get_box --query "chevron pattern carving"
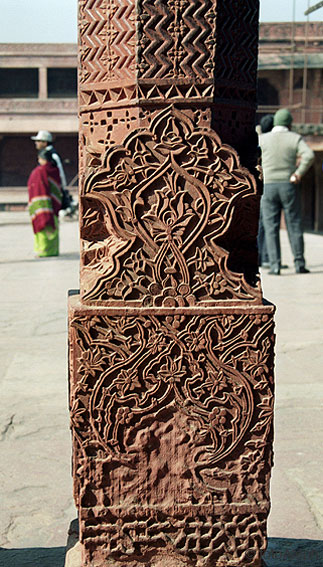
[71,2,275,566]
[137,0,215,79]
[79,0,136,85]
[79,0,109,84]
[214,0,259,97]
[110,0,136,78]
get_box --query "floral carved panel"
[69,301,275,566]
[80,107,262,306]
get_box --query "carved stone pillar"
[68,1,275,566]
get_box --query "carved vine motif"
[80,107,261,305]
[70,311,274,507]
[74,2,273,565]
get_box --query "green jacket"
[259,127,314,184]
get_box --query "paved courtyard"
[0,210,322,566]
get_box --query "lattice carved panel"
[81,508,268,565]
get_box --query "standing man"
[259,109,314,275]
[257,114,273,268]
[31,131,67,189]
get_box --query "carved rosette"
[70,1,275,566]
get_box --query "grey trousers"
[261,182,305,270]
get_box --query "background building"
[258,22,323,232]
[0,43,78,187]
[0,22,322,229]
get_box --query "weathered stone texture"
[69,1,275,566]
[69,302,274,565]
[78,0,261,183]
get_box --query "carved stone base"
[64,520,269,567]
[64,518,81,567]
[69,296,274,567]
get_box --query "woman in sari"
[27,149,62,257]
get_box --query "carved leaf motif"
[80,107,261,305]
[70,312,274,480]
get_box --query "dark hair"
[260,114,274,133]
[38,149,56,166]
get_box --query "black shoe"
[280,264,289,269]
[295,266,310,274]
[268,268,280,275]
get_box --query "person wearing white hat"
[31,130,78,217]
[31,130,67,190]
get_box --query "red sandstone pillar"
[68,1,275,566]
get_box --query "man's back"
[260,128,313,184]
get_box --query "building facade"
[0,43,78,187]
[0,23,322,228]
[258,22,323,232]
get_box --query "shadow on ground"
[1,538,323,567]
[0,546,65,567]
[264,537,323,566]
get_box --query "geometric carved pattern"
[137,81,214,102]
[79,0,136,85]
[110,0,136,79]
[69,303,274,565]
[80,107,139,152]
[79,86,137,111]
[80,509,268,565]
[214,0,259,95]
[137,0,215,79]
[79,0,109,85]
[80,107,261,305]
[78,0,260,162]
[79,82,215,112]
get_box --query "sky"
[0,0,321,43]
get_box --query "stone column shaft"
[68,2,275,566]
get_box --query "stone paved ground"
[0,212,78,567]
[0,211,322,567]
